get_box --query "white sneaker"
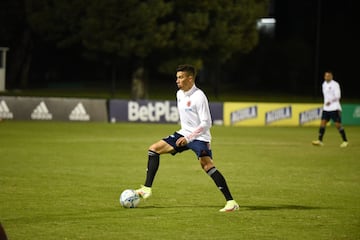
[219,200,239,212]
[312,140,324,146]
[340,141,348,148]
[135,185,152,199]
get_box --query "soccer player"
[312,70,348,147]
[136,64,239,212]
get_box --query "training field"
[0,122,359,240]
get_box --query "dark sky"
[274,0,358,95]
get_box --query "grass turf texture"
[0,122,359,240]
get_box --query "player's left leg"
[199,156,239,212]
[190,140,239,212]
[334,111,348,147]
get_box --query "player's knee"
[199,157,214,171]
[149,140,173,154]
[148,149,159,156]
[149,141,161,152]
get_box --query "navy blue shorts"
[163,132,213,159]
[321,110,342,123]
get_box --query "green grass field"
[0,122,359,240]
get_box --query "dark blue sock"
[207,167,233,201]
[144,150,160,187]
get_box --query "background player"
[312,70,348,147]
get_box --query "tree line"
[1,0,269,98]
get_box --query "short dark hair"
[176,64,196,78]
[325,70,333,74]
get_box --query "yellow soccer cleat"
[312,140,324,146]
[135,185,152,199]
[219,200,240,212]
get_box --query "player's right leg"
[312,139,324,146]
[136,185,152,199]
[312,119,328,146]
[136,139,176,199]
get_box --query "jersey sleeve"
[334,82,341,101]
[184,92,212,143]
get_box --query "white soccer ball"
[119,189,140,208]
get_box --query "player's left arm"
[184,95,212,143]
[329,82,341,104]
[334,82,341,101]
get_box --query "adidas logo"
[0,100,14,119]
[31,101,53,120]
[69,102,90,121]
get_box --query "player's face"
[176,71,193,91]
[324,72,332,82]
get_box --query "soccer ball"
[119,189,140,208]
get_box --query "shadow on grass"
[140,204,327,211]
[242,204,326,211]
[4,204,328,224]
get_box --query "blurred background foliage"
[0,0,357,101]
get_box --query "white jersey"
[322,79,342,111]
[176,85,212,143]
